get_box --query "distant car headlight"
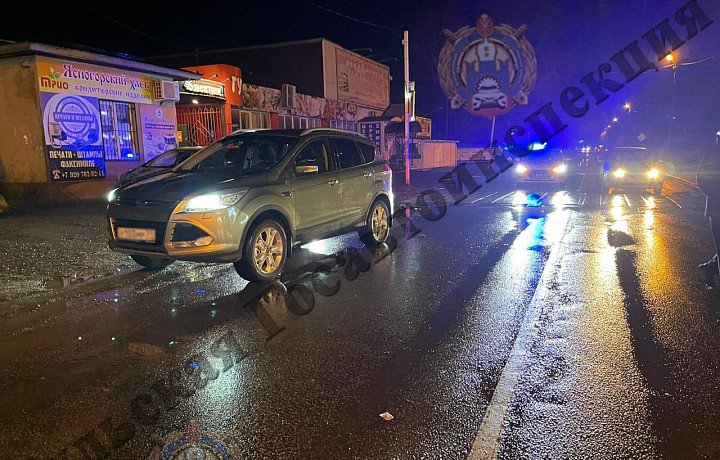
[552,164,567,174]
[516,164,528,174]
[613,169,626,178]
[107,188,119,202]
[185,189,248,212]
[647,169,660,179]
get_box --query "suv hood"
[117,170,267,202]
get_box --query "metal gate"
[176,105,225,147]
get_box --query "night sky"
[3,0,719,148]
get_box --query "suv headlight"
[613,169,625,178]
[647,169,660,179]
[185,189,248,212]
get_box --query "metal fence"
[177,105,225,147]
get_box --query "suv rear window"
[357,143,376,164]
[331,138,363,169]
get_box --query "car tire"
[234,219,288,282]
[359,199,390,246]
[130,254,174,270]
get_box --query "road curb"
[44,268,131,290]
[667,174,699,190]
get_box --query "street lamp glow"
[716,130,720,136]
[624,102,631,110]
[665,54,674,62]
[612,117,619,123]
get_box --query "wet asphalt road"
[1,165,720,459]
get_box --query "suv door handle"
[328,179,339,186]
[363,172,373,178]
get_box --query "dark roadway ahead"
[1,166,719,459]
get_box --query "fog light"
[173,236,213,248]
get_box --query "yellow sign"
[37,57,154,104]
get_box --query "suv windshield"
[145,149,195,168]
[181,134,299,174]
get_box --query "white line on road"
[623,194,631,207]
[471,191,500,204]
[666,196,683,209]
[467,212,570,460]
[578,192,587,207]
[491,191,516,204]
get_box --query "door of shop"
[176,105,225,147]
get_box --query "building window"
[279,115,321,129]
[329,120,358,132]
[234,109,271,131]
[99,100,140,160]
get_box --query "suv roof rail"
[230,128,271,134]
[300,128,368,139]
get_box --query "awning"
[384,120,422,135]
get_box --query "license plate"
[117,227,156,242]
[530,171,549,178]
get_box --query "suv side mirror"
[295,165,319,175]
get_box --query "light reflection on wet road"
[1,171,719,459]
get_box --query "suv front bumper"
[107,200,247,263]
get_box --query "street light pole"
[403,30,410,186]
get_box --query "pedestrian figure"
[697,147,720,288]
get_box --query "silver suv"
[106,129,393,281]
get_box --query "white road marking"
[666,196,683,209]
[491,192,516,204]
[471,191,500,204]
[467,212,570,460]
[623,194,632,207]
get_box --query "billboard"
[139,105,178,161]
[41,92,106,181]
[335,49,389,110]
[37,57,154,104]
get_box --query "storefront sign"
[139,105,178,161]
[181,79,226,99]
[37,57,154,104]
[335,49,389,110]
[41,92,106,181]
[182,64,242,106]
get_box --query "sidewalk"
[0,169,454,303]
[0,200,133,303]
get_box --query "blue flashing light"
[526,193,543,207]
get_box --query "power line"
[680,51,720,66]
[86,6,194,51]
[305,1,401,33]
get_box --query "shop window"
[99,100,140,160]
[236,109,271,130]
[329,120,358,132]
[279,115,321,129]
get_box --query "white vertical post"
[403,30,410,186]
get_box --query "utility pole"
[403,30,410,186]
